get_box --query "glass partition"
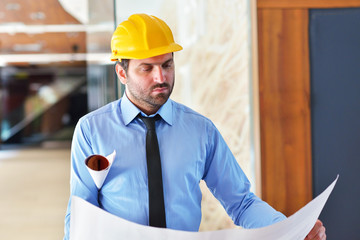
[86,0,118,111]
[0,0,116,147]
[0,0,89,147]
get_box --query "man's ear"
[115,63,127,85]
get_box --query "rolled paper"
[86,155,109,171]
[85,150,116,189]
[106,150,116,165]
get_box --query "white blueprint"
[70,175,338,240]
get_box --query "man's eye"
[141,67,152,72]
[163,63,173,69]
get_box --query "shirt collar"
[121,93,173,126]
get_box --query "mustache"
[151,83,170,90]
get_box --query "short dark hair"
[116,59,130,73]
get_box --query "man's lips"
[152,84,169,93]
[153,87,168,92]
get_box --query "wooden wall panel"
[257,8,312,216]
[258,0,360,8]
[0,33,86,54]
[0,0,80,24]
[0,0,86,56]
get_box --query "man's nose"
[153,66,165,82]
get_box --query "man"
[64,13,326,239]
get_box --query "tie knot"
[139,115,159,130]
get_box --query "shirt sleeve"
[63,117,100,240]
[202,123,286,229]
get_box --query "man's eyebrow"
[162,58,174,65]
[138,58,174,67]
[138,62,153,67]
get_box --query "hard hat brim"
[111,43,183,61]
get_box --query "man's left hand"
[305,219,326,240]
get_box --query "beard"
[149,83,173,102]
[125,75,175,112]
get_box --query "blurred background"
[0,0,255,239]
[0,0,359,239]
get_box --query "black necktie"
[140,115,166,228]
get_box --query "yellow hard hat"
[110,13,183,61]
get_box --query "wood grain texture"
[258,0,360,8]
[0,0,86,55]
[257,8,312,216]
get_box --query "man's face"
[116,53,175,115]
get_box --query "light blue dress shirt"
[64,94,286,239]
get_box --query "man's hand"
[305,220,326,240]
